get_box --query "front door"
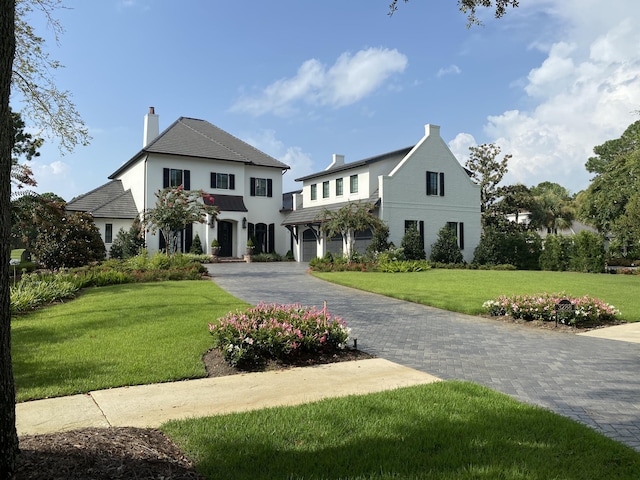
[218,221,233,257]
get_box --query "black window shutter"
[230,174,235,190]
[419,220,425,249]
[163,168,170,188]
[211,172,217,189]
[439,172,445,197]
[425,172,429,195]
[268,223,275,253]
[184,224,193,253]
[248,223,255,242]
[184,170,191,190]
[250,177,256,196]
[267,179,273,197]
[459,222,464,250]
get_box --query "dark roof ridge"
[67,179,122,204]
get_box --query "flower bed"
[208,303,351,367]
[483,292,620,326]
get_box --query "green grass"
[12,280,248,402]
[163,381,640,480]
[313,269,640,322]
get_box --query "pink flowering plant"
[208,302,351,367]
[483,292,620,326]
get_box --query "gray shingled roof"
[282,190,380,226]
[109,117,289,179]
[66,180,138,219]
[295,147,413,182]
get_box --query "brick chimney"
[143,107,159,147]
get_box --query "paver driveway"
[206,262,640,451]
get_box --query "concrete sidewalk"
[16,358,440,436]
[577,321,640,343]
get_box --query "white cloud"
[32,160,73,196]
[478,2,640,193]
[231,47,408,117]
[448,132,476,166]
[437,64,461,78]
[244,130,315,192]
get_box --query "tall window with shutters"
[163,168,190,189]
[250,177,273,197]
[210,172,235,190]
[426,171,445,196]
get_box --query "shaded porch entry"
[218,220,233,257]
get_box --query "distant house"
[67,108,290,257]
[282,124,482,262]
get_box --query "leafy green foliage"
[317,202,384,261]
[10,273,78,314]
[570,231,606,273]
[375,259,430,272]
[430,225,464,264]
[579,121,640,256]
[366,222,392,256]
[539,235,573,271]
[209,303,351,368]
[401,226,425,260]
[465,143,511,225]
[140,186,219,255]
[473,220,541,270]
[528,182,575,234]
[32,211,106,269]
[108,218,145,259]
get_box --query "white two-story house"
[282,124,481,262]
[67,108,291,257]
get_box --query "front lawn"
[163,381,640,480]
[312,269,640,322]
[12,280,248,402]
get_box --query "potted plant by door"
[211,239,221,256]
[245,237,255,256]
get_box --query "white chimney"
[424,124,440,138]
[325,154,345,170]
[143,106,159,147]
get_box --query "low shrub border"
[208,302,351,367]
[483,292,620,326]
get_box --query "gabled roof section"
[66,180,138,219]
[109,117,289,179]
[295,147,413,182]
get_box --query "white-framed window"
[211,172,235,190]
[310,184,317,200]
[250,177,272,197]
[336,178,343,196]
[105,223,113,244]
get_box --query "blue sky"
[13,0,640,201]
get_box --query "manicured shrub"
[190,233,204,255]
[366,223,392,256]
[430,225,464,264]
[473,224,541,270]
[375,260,431,273]
[401,227,426,261]
[10,274,79,314]
[209,303,351,368]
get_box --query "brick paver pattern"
[206,263,640,451]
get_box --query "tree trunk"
[0,1,17,477]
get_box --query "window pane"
[255,178,267,196]
[336,178,343,196]
[170,169,183,187]
[311,184,317,200]
[216,173,229,189]
[323,181,330,198]
[426,171,438,195]
[350,175,358,193]
[105,224,113,243]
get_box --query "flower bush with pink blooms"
[483,292,620,326]
[208,303,351,367]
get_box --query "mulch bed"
[14,347,373,479]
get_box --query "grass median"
[312,269,640,322]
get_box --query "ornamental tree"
[140,186,218,255]
[317,201,385,261]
